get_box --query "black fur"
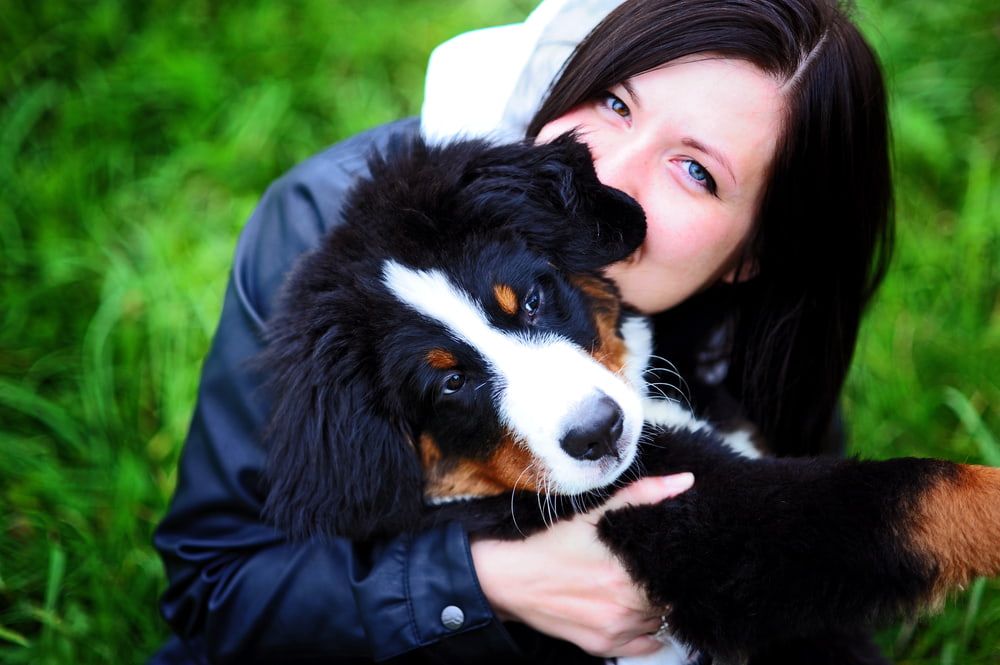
[598,434,945,662]
[260,134,974,664]
[428,429,940,662]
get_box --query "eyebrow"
[620,80,639,105]
[682,138,737,187]
[621,80,739,188]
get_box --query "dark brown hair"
[528,0,894,456]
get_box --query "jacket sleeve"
[152,118,527,664]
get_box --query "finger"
[639,615,663,634]
[611,634,667,658]
[604,473,694,511]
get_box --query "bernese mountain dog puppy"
[259,134,1000,664]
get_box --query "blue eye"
[682,159,717,195]
[685,160,708,182]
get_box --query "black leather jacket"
[149,118,606,664]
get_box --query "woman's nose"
[591,139,641,199]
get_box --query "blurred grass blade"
[0,379,84,454]
[44,543,66,618]
[0,626,31,647]
[959,577,987,651]
[943,387,1000,466]
[37,542,67,652]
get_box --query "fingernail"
[659,472,694,495]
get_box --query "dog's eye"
[523,291,541,317]
[442,373,467,395]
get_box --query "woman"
[151,0,893,663]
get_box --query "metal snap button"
[440,605,465,631]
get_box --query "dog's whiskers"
[638,425,669,449]
[569,492,590,517]
[540,478,556,529]
[510,463,538,538]
[643,356,691,403]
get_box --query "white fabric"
[420,0,625,144]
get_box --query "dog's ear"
[536,133,647,272]
[463,133,647,272]
[259,310,425,542]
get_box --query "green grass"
[1,0,997,663]
[843,2,1000,661]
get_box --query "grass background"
[0,0,996,663]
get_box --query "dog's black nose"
[560,394,624,461]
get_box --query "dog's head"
[261,134,649,540]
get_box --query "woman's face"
[536,56,785,314]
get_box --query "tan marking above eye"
[493,283,519,315]
[426,348,457,369]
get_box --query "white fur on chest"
[622,313,760,460]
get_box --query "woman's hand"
[470,473,694,658]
